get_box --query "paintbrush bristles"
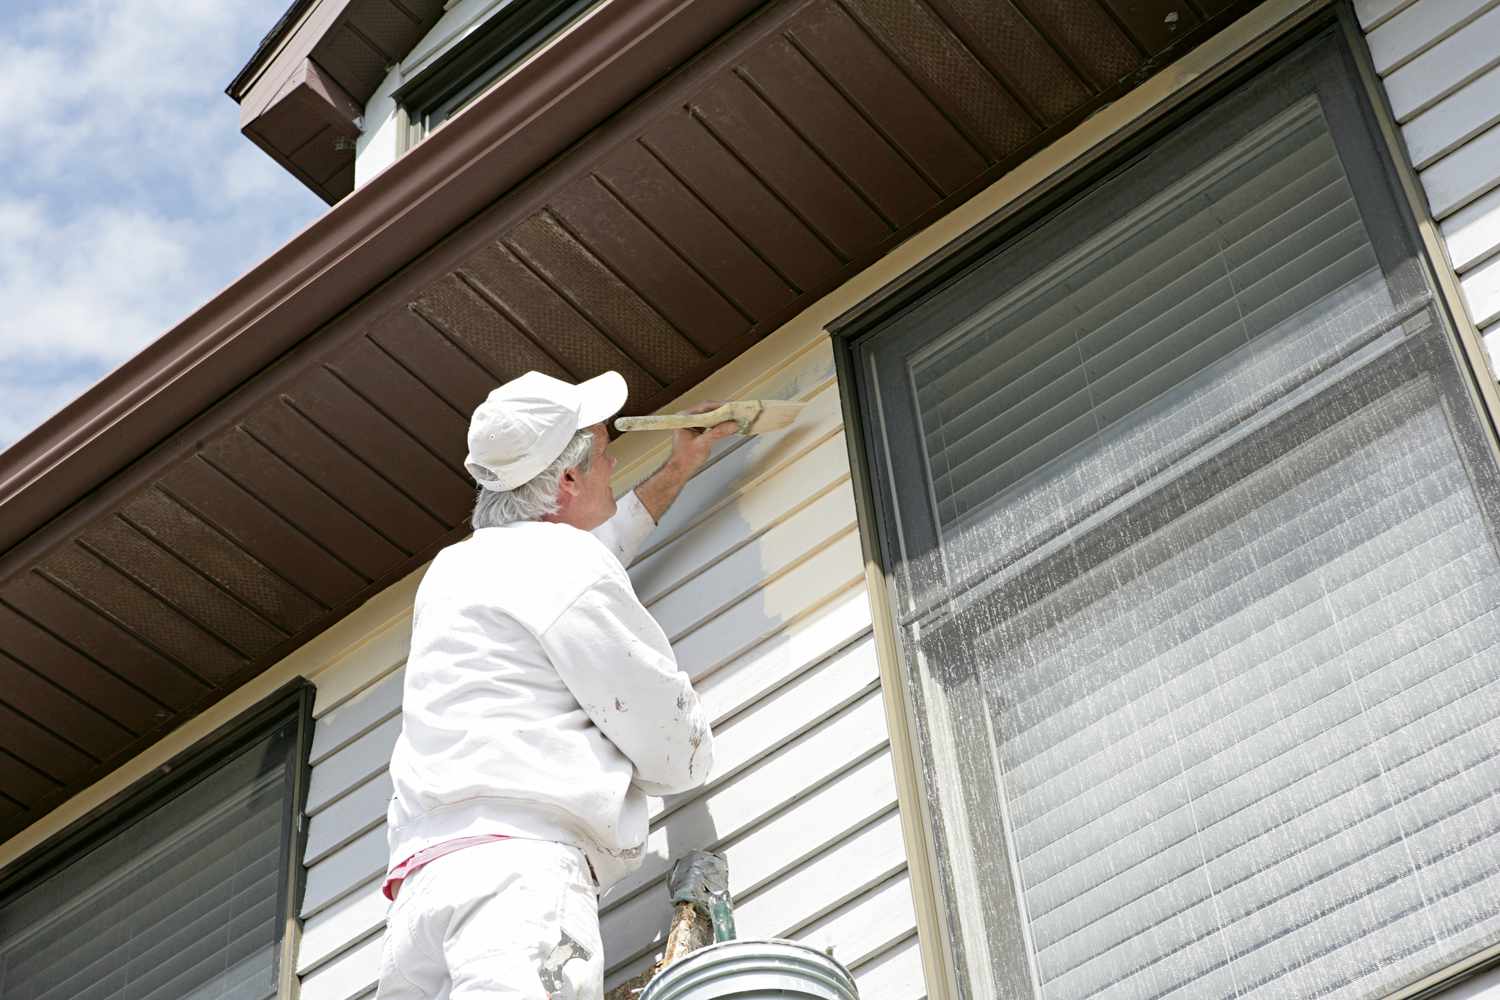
[745,400,803,433]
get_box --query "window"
[396,0,596,142]
[850,26,1500,1000]
[0,687,311,1000]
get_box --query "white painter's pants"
[375,838,605,1000]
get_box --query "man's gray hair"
[471,428,595,529]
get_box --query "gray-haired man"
[376,370,737,1000]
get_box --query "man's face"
[562,424,618,531]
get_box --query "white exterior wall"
[354,0,603,187]
[354,0,513,186]
[1357,0,1500,367]
[290,333,923,1000]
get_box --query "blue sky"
[0,0,325,450]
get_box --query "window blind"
[913,100,1388,544]
[860,31,1500,1000]
[0,722,295,1000]
[987,373,1500,999]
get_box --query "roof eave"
[226,0,324,103]
[0,0,770,563]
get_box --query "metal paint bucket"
[640,939,859,1000]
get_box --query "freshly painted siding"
[1357,0,1500,362]
[289,335,922,1000]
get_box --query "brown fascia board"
[0,0,771,562]
[226,0,320,100]
[229,0,349,114]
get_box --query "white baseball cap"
[464,370,628,491]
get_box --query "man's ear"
[557,466,582,498]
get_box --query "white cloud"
[0,376,98,448]
[0,203,196,360]
[0,0,323,450]
[0,200,44,245]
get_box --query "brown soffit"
[226,0,320,101]
[241,57,366,204]
[0,0,1260,845]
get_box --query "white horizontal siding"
[1367,0,1500,375]
[1401,62,1500,169]
[290,338,919,1000]
[1443,186,1500,271]
[302,935,384,1000]
[851,933,928,1000]
[309,668,405,766]
[301,814,386,923]
[1383,3,1500,121]
[1421,119,1500,218]
[1353,0,1420,31]
[1366,0,1496,74]
[304,715,398,817]
[793,870,919,969]
[602,348,919,991]
[1466,254,1500,328]
[305,771,390,867]
[295,638,404,999]
[299,876,386,975]
[1484,318,1500,372]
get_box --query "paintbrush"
[614,400,805,436]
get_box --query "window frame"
[831,4,1500,999]
[0,681,315,1000]
[394,0,598,147]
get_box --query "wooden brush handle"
[615,402,754,433]
[614,413,723,432]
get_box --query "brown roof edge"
[225,0,319,100]
[0,0,771,558]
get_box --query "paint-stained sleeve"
[540,568,713,795]
[589,490,656,568]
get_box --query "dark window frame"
[833,8,1500,1000]
[394,0,597,141]
[0,681,315,1000]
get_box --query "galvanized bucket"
[640,939,858,1000]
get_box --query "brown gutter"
[0,0,768,558]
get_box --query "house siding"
[1357,0,1500,366]
[289,333,922,1000]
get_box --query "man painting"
[375,370,738,1000]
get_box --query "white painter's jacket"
[386,492,715,890]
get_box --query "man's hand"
[668,401,740,478]
[634,402,739,522]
